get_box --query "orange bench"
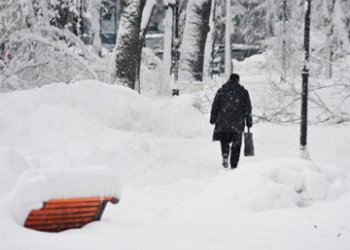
[24,196,119,232]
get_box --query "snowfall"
[1,57,350,250]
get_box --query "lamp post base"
[299,145,310,160]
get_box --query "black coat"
[210,80,252,141]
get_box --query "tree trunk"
[327,0,336,79]
[224,0,232,79]
[136,1,157,93]
[281,0,288,82]
[177,0,189,49]
[179,0,212,82]
[160,8,173,95]
[86,0,102,56]
[204,0,217,79]
[111,0,146,90]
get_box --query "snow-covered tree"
[317,0,350,78]
[85,0,102,55]
[228,0,280,44]
[111,0,146,91]
[224,0,232,78]
[0,0,104,92]
[261,0,350,123]
[179,0,211,81]
[203,0,217,79]
[281,0,288,81]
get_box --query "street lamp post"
[300,0,311,156]
[170,0,180,96]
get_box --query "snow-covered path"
[104,124,350,250]
[0,81,350,249]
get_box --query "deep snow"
[0,80,349,249]
[6,166,121,226]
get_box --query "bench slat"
[28,222,91,231]
[26,211,97,221]
[44,201,101,209]
[29,207,99,215]
[25,216,96,226]
[47,197,115,204]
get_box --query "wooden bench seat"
[24,196,118,232]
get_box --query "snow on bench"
[7,167,121,232]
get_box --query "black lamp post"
[300,0,311,154]
[170,0,180,96]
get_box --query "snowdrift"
[0,80,208,138]
[187,158,350,213]
[0,148,30,197]
[0,80,209,231]
[5,167,121,225]
[0,80,210,196]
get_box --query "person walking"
[210,73,253,169]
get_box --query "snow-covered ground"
[0,78,349,249]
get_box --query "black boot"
[222,154,229,168]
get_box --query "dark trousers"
[220,132,242,168]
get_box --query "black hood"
[222,79,244,91]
